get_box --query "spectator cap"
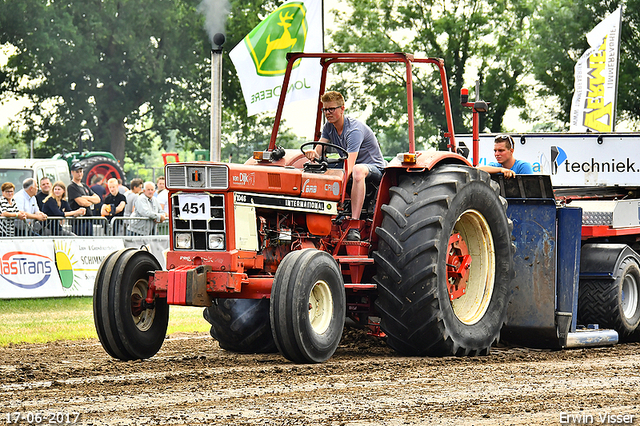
[70,162,83,171]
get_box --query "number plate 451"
[178,194,210,220]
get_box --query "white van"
[0,159,71,190]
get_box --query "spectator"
[0,182,27,237]
[117,179,128,195]
[124,178,143,217]
[36,177,52,210]
[14,178,48,235]
[156,176,169,215]
[42,181,85,236]
[101,178,127,235]
[67,162,101,236]
[128,181,166,236]
[90,174,107,214]
[155,176,166,197]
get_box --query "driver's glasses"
[322,106,341,114]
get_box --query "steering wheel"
[300,141,349,172]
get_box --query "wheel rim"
[621,272,639,319]
[450,209,495,325]
[130,279,156,332]
[308,280,334,335]
[86,164,120,185]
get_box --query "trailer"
[92,52,638,363]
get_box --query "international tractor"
[93,52,638,363]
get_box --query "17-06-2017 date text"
[4,412,80,424]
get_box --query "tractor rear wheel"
[578,257,640,340]
[374,165,514,356]
[270,249,346,363]
[79,155,125,186]
[93,248,168,360]
[203,299,277,353]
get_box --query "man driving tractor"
[304,91,386,241]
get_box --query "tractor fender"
[371,151,470,243]
[580,243,640,280]
[385,150,470,169]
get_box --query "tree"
[0,125,28,158]
[529,0,640,129]
[327,0,534,154]
[0,0,209,163]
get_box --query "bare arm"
[478,165,516,178]
[74,194,101,207]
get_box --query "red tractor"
[93,52,515,363]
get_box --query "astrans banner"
[229,0,323,116]
[569,7,622,132]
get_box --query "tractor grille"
[166,163,229,190]
[171,193,225,251]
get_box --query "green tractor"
[53,128,126,186]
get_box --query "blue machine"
[494,175,619,348]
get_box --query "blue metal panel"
[556,207,583,332]
[502,202,558,346]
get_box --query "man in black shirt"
[67,162,101,235]
[35,177,52,210]
[101,178,127,235]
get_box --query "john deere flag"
[230,0,322,116]
[569,7,622,132]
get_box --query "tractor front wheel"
[270,249,346,363]
[93,248,168,360]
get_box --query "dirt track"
[1,328,639,426]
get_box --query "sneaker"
[346,228,361,241]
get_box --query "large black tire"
[578,257,640,340]
[270,249,346,363]
[93,248,168,360]
[373,165,514,356]
[78,155,125,186]
[203,299,277,353]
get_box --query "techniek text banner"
[230,0,323,117]
[569,7,622,132]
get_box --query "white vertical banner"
[230,0,323,116]
[569,7,622,132]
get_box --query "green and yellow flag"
[230,0,323,116]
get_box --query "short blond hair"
[321,91,344,106]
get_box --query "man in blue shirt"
[304,91,386,241]
[479,134,533,178]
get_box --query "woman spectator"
[41,181,85,236]
[0,182,27,237]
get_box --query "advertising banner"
[230,0,323,116]
[0,240,62,298]
[460,133,640,187]
[0,239,124,299]
[569,7,622,132]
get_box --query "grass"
[0,297,211,346]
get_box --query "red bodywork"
[150,53,472,333]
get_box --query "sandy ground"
[1,328,639,426]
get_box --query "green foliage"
[0,0,210,163]
[0,125,28,158]
[328,0,535,153]
[530,1,640,129]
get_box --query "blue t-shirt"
[489,159,533,174]
[321,116,386,169]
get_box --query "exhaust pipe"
[211,33,225,162]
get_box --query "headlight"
[208,234,225,250]
[175,233,192,249]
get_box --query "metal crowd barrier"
[0,216,163,237]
